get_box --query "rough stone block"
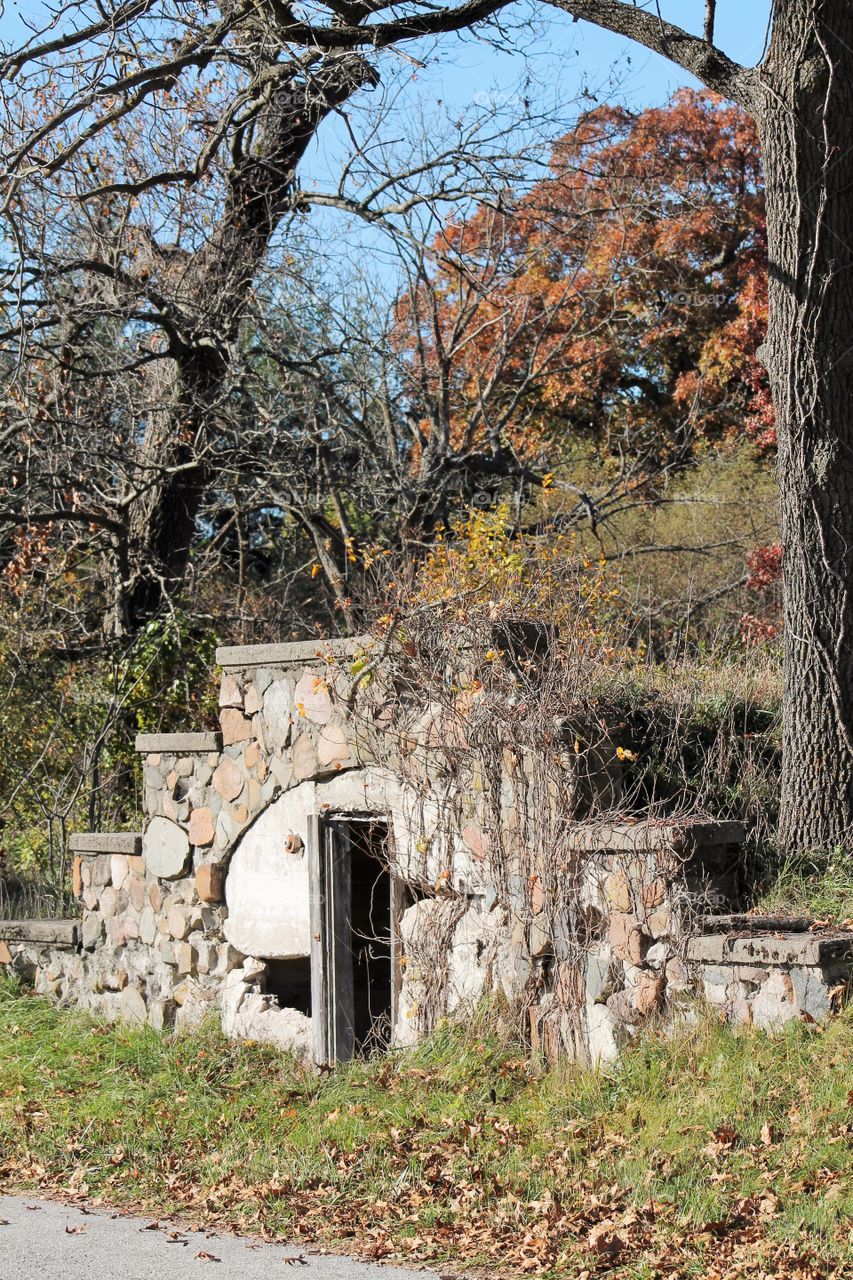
[167,905,191,941]
[139,906,157,946]
[72,856,83,900]
[0,941,12,965]
[98,890,117,921]
[586,1003,625,1065]
[270,756,293,790]
[195,863,225,903]
[220,708,252,746]
[175,941,197,976]
[219,673,243,708]
[194,940,219,974]
[119,986,147,1026]
[90,856,112,887]
[603,870,631,912]
[110,854,129,890]
[751,969,798,1030]
[244,684,263,717]
[262,681,293,752]
[143,816,190,879]
[82,914,103,950]
[107,917,126,947]
[188,806,215,847]
[317,721,350,768]
[148,999,176,1031]
[634,969,666,1016]
[608,913,649,965]
[585,945,615,1004]
[127,875,146,912]
[213,756,243,802]
[290,734,317,782]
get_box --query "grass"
[755,848,853,924]
[1,979,851,1277]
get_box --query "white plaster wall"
[224,783,317,957]
[223,764,494,959]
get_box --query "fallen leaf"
[195,1251,221,1262]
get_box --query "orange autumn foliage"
[395,90,771,472]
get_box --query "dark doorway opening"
[265,957,312,1016]
[309,814,398,1064]
[349,821,393,1052]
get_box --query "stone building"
[2,632,851,1063]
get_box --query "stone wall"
[3,633,852,1064]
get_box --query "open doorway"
[309,813,399,1065]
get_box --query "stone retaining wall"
[3,633,852,1064]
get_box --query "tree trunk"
[123,55,376,632]
[760,1,853,851]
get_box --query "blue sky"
[1,1,773,286]
[417,2,771,114]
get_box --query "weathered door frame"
[308,811,402,1067]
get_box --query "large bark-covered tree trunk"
[760,2,853,852]
[549,0,853,853]
[123,55,376,632]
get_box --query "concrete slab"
[69,833,142,856]
[135,733,222,754]
[216,637,371,670]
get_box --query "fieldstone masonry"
[2,633,852,1063]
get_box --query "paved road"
[0,1195,444,1280]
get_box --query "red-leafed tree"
[396,90,770,483]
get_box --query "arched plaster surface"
[224,767,406,958]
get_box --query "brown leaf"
[195,1251,221,1262]
[587,1222,626,1256]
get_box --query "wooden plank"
[389,875,407,1043]
[307,813,329,1067]
[327,821,355,1064]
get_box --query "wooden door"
[308,814,355,1065]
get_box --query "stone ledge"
[69,832,142,856]
[135,732,222,754]
[216,636,372,671]
[687,929,853,968]
[0,918,79,948]
[701,913,813,934]
[567,819,746,853]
